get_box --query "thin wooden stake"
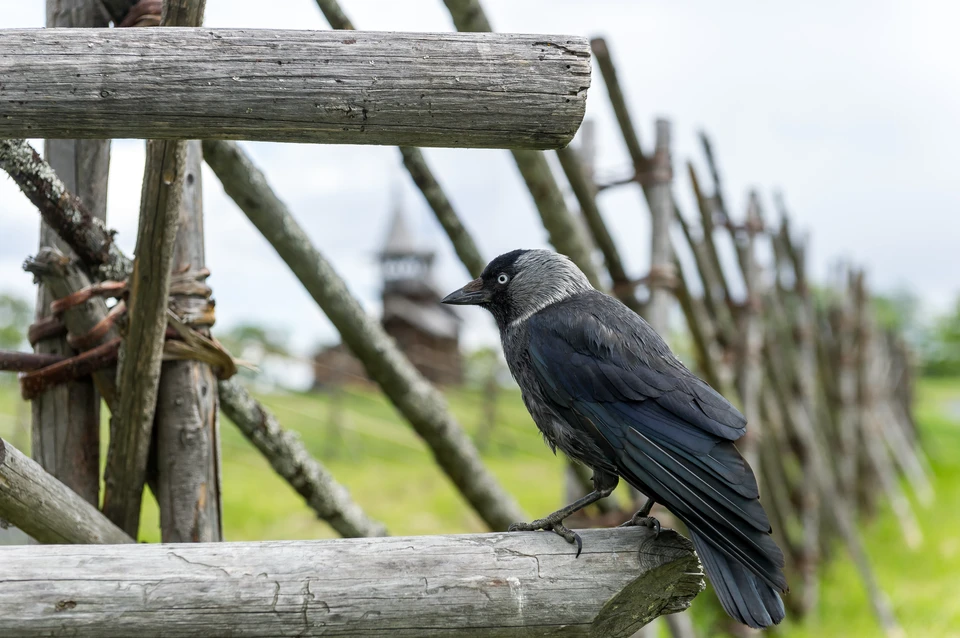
[101,136,186,537]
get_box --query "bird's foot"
[508,517,583,558]
[619,513,661,538]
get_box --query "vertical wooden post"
[771,217,821,614]
[733,194,764,472]
[645,120,676,335]
[102,0,207,537]
[154,139,222,542]
[32,0,111,509]
[831,268,860,507]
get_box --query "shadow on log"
[0,527,702,638]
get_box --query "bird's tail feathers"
[691,531,785,629]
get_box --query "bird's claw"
[619,514,661,538]
[507,518,583,558]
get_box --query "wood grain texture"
[30,0,112,511]
[202,139,526,532]
[102,139,186,537]
[0,438,133,545]
[155,139,222,543]
[645,120,675,336]
[0,28,590,150]
[145,1,222,545]
[0,527,703,637]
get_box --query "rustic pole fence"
[2,137,385,541]
[0,9,932,635]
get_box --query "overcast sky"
[2,1,957,355]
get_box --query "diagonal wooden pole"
[202,140,526,531]
[441,0,603,290]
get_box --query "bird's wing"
[527,298,746,441]
[526,302,786,591]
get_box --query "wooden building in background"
[313,205,463,388]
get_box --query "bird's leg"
[508,472,618,558]
[620,497,660,537]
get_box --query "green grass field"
[0,377,957,636]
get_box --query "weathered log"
[645,120,676,335]
[155,140,222,543]
[0,438,133,545]
[686,161,735,344]
[0,139,128,280]
[218,378,387,538]
[0,527,703,638]
[202,140,525,531]
[732,194,764,472]
[102,135,186,538]
[0,28,590,150]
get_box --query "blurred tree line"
[1,288,959,380]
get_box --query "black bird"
[442,249,787,629]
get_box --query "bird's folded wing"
[526,309,786,591]
[526,307,747,441]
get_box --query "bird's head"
[442,249,592,330]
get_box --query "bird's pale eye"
[497,273,510,285]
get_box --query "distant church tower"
[377,204,464,385]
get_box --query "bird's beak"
[441,278,490,305]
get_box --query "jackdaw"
[442,248,787,629]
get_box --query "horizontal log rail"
[0,526,702,637]
[0,28,590,149]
